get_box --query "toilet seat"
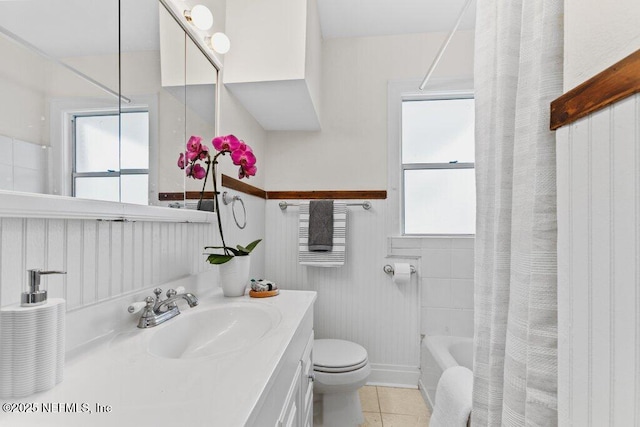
[314,339,369,373]
[313,339,371,426]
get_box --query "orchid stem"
[211,155,230,256]
[199,158,211,205]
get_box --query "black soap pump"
[21,269,67,306]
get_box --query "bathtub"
[419,336,473,410]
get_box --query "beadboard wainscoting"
[0,194,266,313]
[265,199,421,386]
[265,199,476,386]
[0,219,214,309]
[556,92,640,426]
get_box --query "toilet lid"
[314,339,368,372]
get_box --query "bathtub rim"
[420,335,474,410]
[424,335,474,371]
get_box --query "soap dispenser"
[21,269,66,306]
[0,269,67,398]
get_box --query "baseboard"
[418,379,434,411]
[367,364,420,388]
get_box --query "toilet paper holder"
[383,264,416,275]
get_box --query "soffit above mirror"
[223,0,322,131]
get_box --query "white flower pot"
[218,255,251,297]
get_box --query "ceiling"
[0,0,475,59]
[316,0,476,39]
[0,0,159,58]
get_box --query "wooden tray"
[249,289,279,298]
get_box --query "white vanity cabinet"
[300,332,314,427]
[0,284,318,427]
[278,362,302,427]
[246,303,315,427]
[277,331,314,427]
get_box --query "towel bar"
[279,201,372,210]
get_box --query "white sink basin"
[147,303,281,359]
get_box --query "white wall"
[222,0,322,131]
[218,84,267,189]
[223,0,307,84]
[557,93,640,427]
[564,0,640,90]
[0,35,52,146]
[0,135,48,194]
[304,0,322,121]
[265,201,474,385]
[264,31,474,191]
[265,200,421,385]
[217,85,267,277]
[260,31,475,385]
[0,196,265,319]
[0,219,214,310]
[558,3,640,424]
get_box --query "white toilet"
[313,339,371,427]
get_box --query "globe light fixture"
[206,32,231,54]
[184,5,213,31]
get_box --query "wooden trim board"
[221,174,267,199]
[160,177,386,201]
[266,190,387,200]
[551,49,640,130]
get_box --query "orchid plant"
[178,134,261,264]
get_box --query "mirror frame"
[0,0,222,223]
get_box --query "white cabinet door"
[277,362,302,427]
[300,331,314,427]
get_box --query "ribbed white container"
[0,298,65,398]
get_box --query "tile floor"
[358,386,431,427]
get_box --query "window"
[402,97,475,235]
[73,111,149,205]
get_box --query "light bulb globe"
[209,32,230,54]
[190,5,213,31]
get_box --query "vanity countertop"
[0,287,316,427]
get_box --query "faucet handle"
[152,288,164,310]
[127,301,145,314]
[128,296,155,314]
[165,289,176,309]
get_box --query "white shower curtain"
[472,0,563,426]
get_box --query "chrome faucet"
[156,292,199,312]
[128,287,198,329]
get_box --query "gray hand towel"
[308,200,334,251]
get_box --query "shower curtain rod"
[0,26,131,104]
[419,0,474,91]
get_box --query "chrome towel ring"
[222,191,247,229]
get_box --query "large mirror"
[0,0,218,207]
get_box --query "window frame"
[387,78,475,238]
[401,96,475,236]
[71,109,150,203]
